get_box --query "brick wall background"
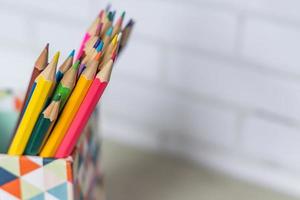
[1,0,300,196]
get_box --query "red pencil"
[55,56,116,158]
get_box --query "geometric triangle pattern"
[47,183,68,200]
[21,179,43,199]
[29,193,45,200]
[72,110,104,200]
[43,158,55,166]
[0,111,104,199]
[0,156,20,176]
[0,179,21,198]
[0,188,19,200]
[0,167,18,186]
[19,156,41,176]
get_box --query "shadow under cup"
[0,111,17,153]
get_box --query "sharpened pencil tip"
[121,11,126,20]
[52,52,60,65]
[105,3,111,12]
[99,9,104,18]
[128,19,135,26]
[112,10,116,20]
[108,11,114,21]
[106,26,113,36]
[117,32,123,42]
[96,41,104,52]
[45,43,49,50]
[53,94,62,101]
[69,50,75,58]
[96,23,103,35]
[111,34,118,45]
[95,52,102,61]
[93,39,101,49]
[72,60,80,70]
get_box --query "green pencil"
[24,95,61,155]
[52,60,80,111]
[56,50,75,83]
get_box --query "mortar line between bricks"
[253,110,300,130]
[114,70,248,113]
[163,0,300,26]
[0,2,87,26]
[114,68,300,130]
[163,84,300,129]
[4,0,300,30]
[133,34,300,84]
[103,108,240,154]
[104,111,300,177]
[160,0,245,14]
[243,10,300,29]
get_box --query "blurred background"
[1,0,300,199]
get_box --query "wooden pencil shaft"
[13,45,49,134]
[8,77,55,155]
[54,78,108,158]
[42,74,96,157]
[24,115,51,155]
[25,99,60,155]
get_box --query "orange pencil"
[55,55,116,158]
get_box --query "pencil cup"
[0,110,105,200]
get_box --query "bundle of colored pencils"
[8,6,134,158]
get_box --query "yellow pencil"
[99,32,122,70]
[40,57,99,157]
[8,52,60,155]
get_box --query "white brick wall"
[2,0,300,196]
[241,116,300,171]
[242,17,300,74]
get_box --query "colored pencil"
[112,11,126,37]
[84,37,99,57]
[52,60,80,111]
[82,39,101,66]
[8,52,59,155]
[79,40,103,76]
[102,26,113,50]
[76,12,101,60]
[98,33,122,70]
[78,19,102,73]
[100,11,114,37]
[84,23,102,52]
[7,6,134,157]
[111,10,117,22]
[43,56,101,158]
[100,33,120,68]
[54,57,116,158]
[56,50,75,83]
[13,44,49,132]
[88,41,104,65]
[120,19,135,52]
[24,95,61,155]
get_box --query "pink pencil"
[55,58,115,158]
[76,10,103,60]
[76,34,91,60]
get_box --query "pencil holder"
[0,101,105,200]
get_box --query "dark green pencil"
[24,95,61,156]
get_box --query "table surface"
[102,140,298,200]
